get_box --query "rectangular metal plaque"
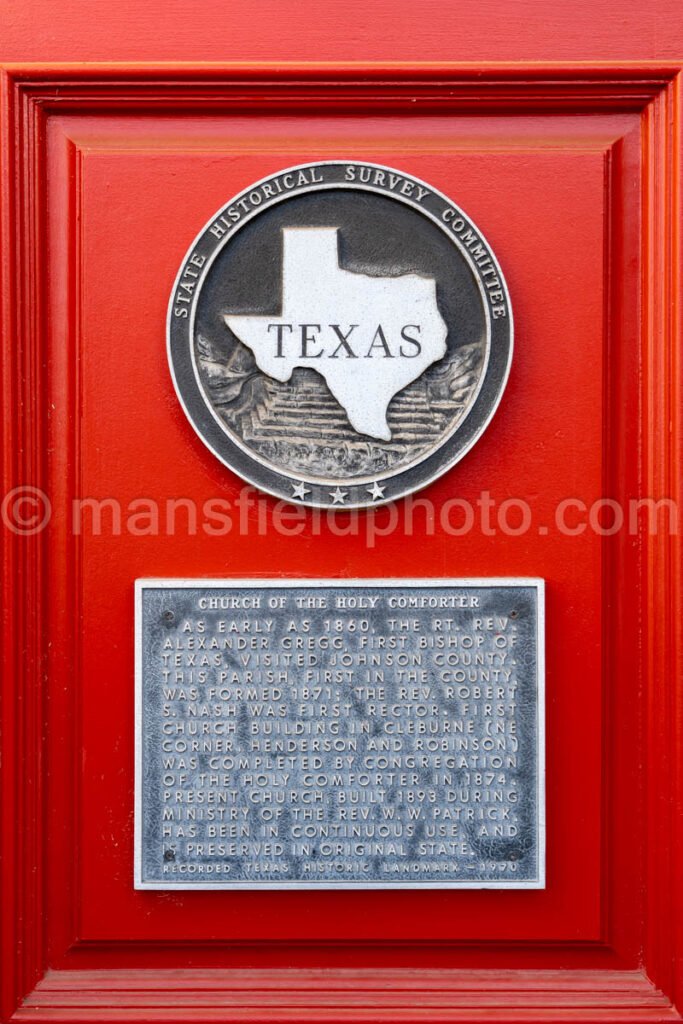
[135,578,545,889]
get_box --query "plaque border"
[134,577,545,891]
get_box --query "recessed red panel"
[67,131,606,943]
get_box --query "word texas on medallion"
[168,162,513,508]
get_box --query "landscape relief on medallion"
[195,329,486,481]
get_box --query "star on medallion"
[367,482,386,501]
[291,481,310,500]
[329,487,348,505]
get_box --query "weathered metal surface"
[135,578,544,889]
[168,162,513,507]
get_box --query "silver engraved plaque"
[168,162,513,508]
[135,579,544,889]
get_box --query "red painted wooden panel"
[63,132,607,943]
[2,49,681,1024]
[2,0,683,63]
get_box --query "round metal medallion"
[168,161,513,508]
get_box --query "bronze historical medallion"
[168,161,513,508]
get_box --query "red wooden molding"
[12,968,680,1022]
[1,63,681,1023]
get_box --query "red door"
[1,2,682,1021]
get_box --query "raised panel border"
[1,64,681,1022]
